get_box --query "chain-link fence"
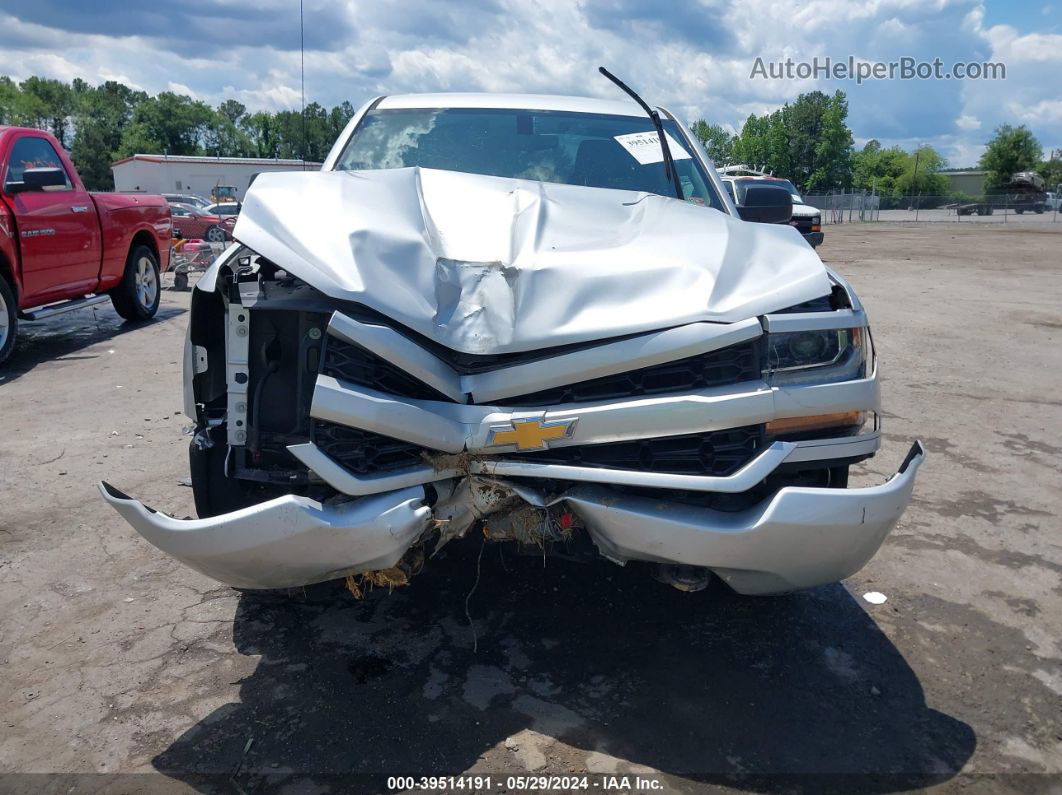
[804,191,1062,224]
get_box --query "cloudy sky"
[2,0,1059,166]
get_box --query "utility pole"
[912,145,923,221]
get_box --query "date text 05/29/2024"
[387,775,666,791]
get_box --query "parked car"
[0,126,171,365]
[1045,191,1060,211]
[203,201,241,218]
[169,203,229,242]
[720,169,823,247]
[162,193,211,210]
[101,89,923,597]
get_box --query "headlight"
[764,327,867,386]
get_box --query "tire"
[1015,208,1024,215]
[110,245,161,321]
[173,272,189,291]
[205,225,227,243]
[0,275,17,366]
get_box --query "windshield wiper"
[598,66,683,200]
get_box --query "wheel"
[1015,208,1024,215]
[0,276,17,366]
[1035,206,1044,214]
[110,245,161,321]
[205,225,227,243]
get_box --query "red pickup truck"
[0,127,172,365]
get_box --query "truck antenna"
[300,0,306,167]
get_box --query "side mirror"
[10,167,68,193]
[737,184,793,224]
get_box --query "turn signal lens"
[765,411,866,437]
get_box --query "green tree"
[765,108,793,180]
[20,76,76,146]
[70,81,144,189]
[115,121,164,159]
[1037,148,1061,192]
[0,75,370,186]
[217,99,246,126]
[730,113,771,170]
[690,120,733,164]
[0,76,21,124]
[204,102,255,158]
[807,91,853,191]
[727,90,854,191]
[329,101,355,141]
[979,124,1043,191]
[1,77,48,130]
[785,90,831,188]
[852,140,908,196]
[894,145,949,196]
[271,109,305,159]
[851,141,947,198]
[115,92,215,157]
[241,111,280,158]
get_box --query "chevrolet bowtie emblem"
[486,418,578,450]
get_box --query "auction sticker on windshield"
[614,131,692,165]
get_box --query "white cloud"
[1018,99,1062,124]
[956,114,982,130]
[983,25,1062,62]
[166,81,197,97]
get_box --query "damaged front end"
[101,239,923,596]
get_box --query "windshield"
[773,179,803,203]
[334,107,725,209]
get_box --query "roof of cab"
[376,92,652,118]
[726,175,792,182]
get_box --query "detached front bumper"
[570,441,924,594]
[99,441,924,594]
[98,482,432,589]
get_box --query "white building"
[111,154,322,201]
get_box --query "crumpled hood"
[234,167,830,354]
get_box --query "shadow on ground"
[0,304,186,385]
[155,543,975,793]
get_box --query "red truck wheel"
[0,276,16,365]
[110,245,161,321]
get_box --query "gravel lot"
[1,223,1060,792]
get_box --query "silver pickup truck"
[100,91,924,596]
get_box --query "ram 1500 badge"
[100,90,924,596]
